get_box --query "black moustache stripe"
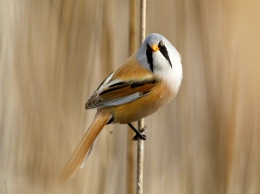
[146,44,154,72]
[158,44,172,68]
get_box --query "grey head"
[136,33,181,73]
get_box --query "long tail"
[60,110,112,181]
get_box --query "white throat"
[154,57,183,94]
[136,50,183,94]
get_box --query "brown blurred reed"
[1,0,260,194]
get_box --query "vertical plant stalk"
[128,0,137,194]
[137,1,146,194]
[137,119,145,194]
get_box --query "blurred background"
[1,0,260,194]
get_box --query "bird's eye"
[159,41,165,47]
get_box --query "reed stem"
[137,1,146,194]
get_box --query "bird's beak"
[151,44,159,52]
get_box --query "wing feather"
[86,78,158,109]
[85,56,158,109]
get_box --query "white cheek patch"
[153,52,171,71]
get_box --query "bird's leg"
[127,123,146,140]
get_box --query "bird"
[60,33,183,180]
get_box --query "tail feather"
[60,110,111,181]
[80,134,98,168]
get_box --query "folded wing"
[86,78,158,109]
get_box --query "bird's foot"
[132,132,146,141]
[127,123,147,140]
